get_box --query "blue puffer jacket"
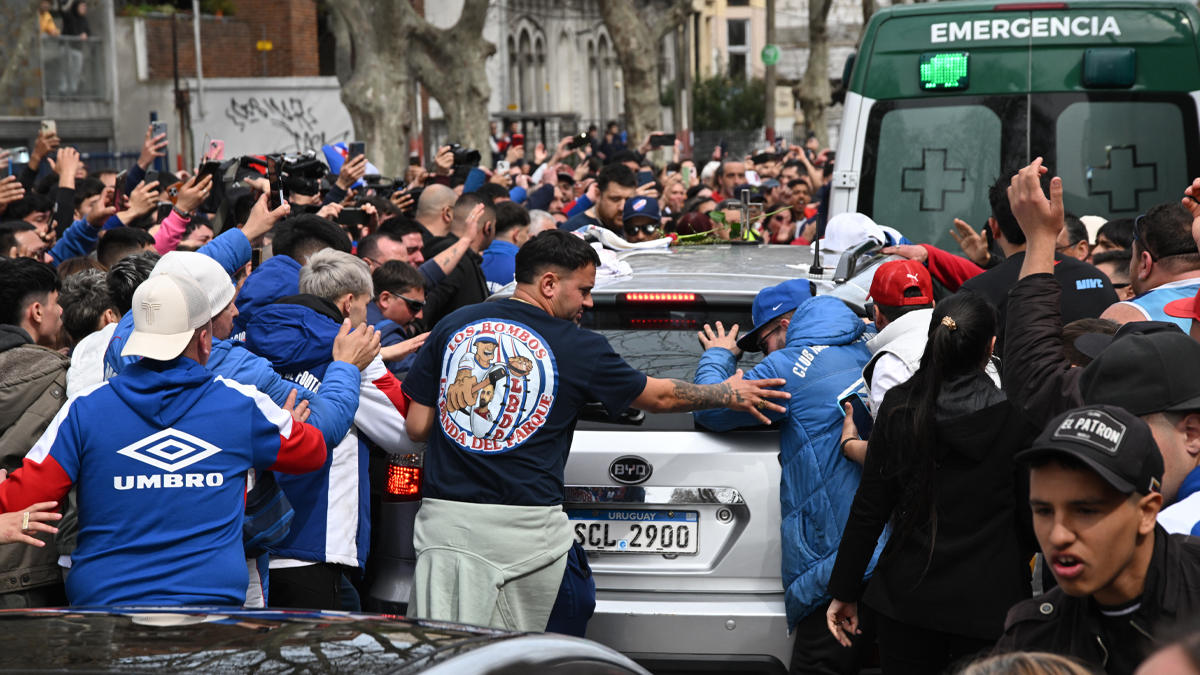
[232,255,301,341]
[693,295,888,630]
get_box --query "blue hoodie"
[693,295,887,629]
[103,234,359,452]
[246,297,418,568]
[0,357,327,606]
[232,255,302,341]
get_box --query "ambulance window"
[1052,100,1190,219]
[869,104,1002,250]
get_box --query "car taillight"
[623,292,698,302]
[384,453,422,502]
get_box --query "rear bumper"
[586,591,793,674]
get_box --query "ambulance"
[830,0,1200,250]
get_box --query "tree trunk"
[324,0,414,176]
[0,0,43,117]
[404,0,496,166]
[799,0,834,148]
[323,0,495,173]
[862,0,878,31]
[598,0,692,147]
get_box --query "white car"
[371,242,895,674]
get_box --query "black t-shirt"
[1094,596,1152,675]
[402,299,649,506]
[958,251,1117,357]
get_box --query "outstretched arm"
[635,372,789,425]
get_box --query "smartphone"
[157,202,174,221]
[335,207,368,240]
[650,133,676,148]
[681,165,691,185]
[197,160,221,183]
[348,141,365,161]
[496,160,510,173]
[207,140,225,160]
[40,120,56,137]
[151,121,168,143]
[636,170,654,187]
[144,170,160,188]
[409,152,421,166]
[512,133,524,148]
[265,156,284,210]
[838,392,874,440]
[251,248,262,270]
[112,170,128,211]
[568,133,590,150]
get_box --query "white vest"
[863,309,935,389]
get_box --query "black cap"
[1015,405,1163,495]
[1080,331,1200,416]
[1074,320,1183,359]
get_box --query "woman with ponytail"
[824,292,1039,674]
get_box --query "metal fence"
[78,151,142,173]
[41,35,107,101]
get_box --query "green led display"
[920,52,969,91]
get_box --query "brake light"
[993,2,1068,10]
[384,453,422,502]
[623,293,697,302]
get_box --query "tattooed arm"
[634,373,789,425]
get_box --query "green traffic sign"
[762,44,781,66]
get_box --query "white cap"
[151,251,235,319]
[121,273,212,361]
[1080,215,1107,245]
[813,213,888,268]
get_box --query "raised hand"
[138,124,168,170]
[950,218,990,266]
[331,319,380,372]
[175,174,213,214]
[697,321,743,359]
[243,193,291,244]
[1007,157,1063,243]
[337,154,368,190]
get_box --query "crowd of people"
[2,114,1200,675]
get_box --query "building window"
[727,19,749,79]
[728,0,749,5]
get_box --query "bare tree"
[402,0,496,166]
[597,0,692,146]
[324,0,495,176]
[797,0,835,147]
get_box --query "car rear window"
[576,303,772,431]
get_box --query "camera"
[447,143,481,167]
[279,152,328,197]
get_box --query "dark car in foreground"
[0,607,649,675]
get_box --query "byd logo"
[113,429,225,490]
[609,456,653,485]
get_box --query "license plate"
[567,509,698,554]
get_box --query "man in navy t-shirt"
[402,230,789,632]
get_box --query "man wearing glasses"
[369,260,429,378]
[1100,203,1200,331]
[692,278,884,675]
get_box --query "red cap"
[869,259,934,307]
[1165,287,1200,321]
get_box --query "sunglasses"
[757,322,784,352]
[624,222,659,238]
[393,293,424,313]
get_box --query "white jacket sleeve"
[355,355,421,454]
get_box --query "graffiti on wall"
[223,95,350,153]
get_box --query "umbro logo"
[117,429,221,472]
